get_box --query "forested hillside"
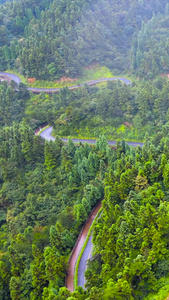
[0,113,105,299]
[51,78,169,142]
[86,132,169,299]
[0,0,13,4]
[1,0,169,299]
[131,10,169,78]
[1,0,169,78]
[1,86,169,298]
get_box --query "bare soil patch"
[0,74,11,84]
[27,77,36,84]
[160,73,169,78]
[84,63,99,70]
[54,76,78,83]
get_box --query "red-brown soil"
[84,63,99,70]
[27,77,36,84]
[54,76,78,83]
[160,73,169,78]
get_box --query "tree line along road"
[0,71,144,291]
[39,127,143,292]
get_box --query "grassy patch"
[63,124,144,143]
[36,125,49,136]
[82,65,114,81]
[28,79,80,88]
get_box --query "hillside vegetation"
[1,0,169,299]
[1,0,169,79]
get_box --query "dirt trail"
[66,202,102,292]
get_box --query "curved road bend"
[40,126,144,148]
[0,72,21,85]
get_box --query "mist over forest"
[1,1,169,300]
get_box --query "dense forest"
[0,116,104,299]
[2,79,169,299]
[1,0,169,299]
[1,0,169,78]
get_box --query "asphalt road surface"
[40,126,144,148]
[0,72,131,94]
[0,72,21,85]
[39,126,55,141]
[78,234,93,288]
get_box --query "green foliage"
[2,1,169,299]
[86,137,169,299]
[1,0,169,78]
[131,13,169,78]
[0,82,29,127]
[0,120,105,299]
[1,102,169,299]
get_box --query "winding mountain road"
[0,71,144,291]
[0,71,131,94]
[39,127,144,292]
